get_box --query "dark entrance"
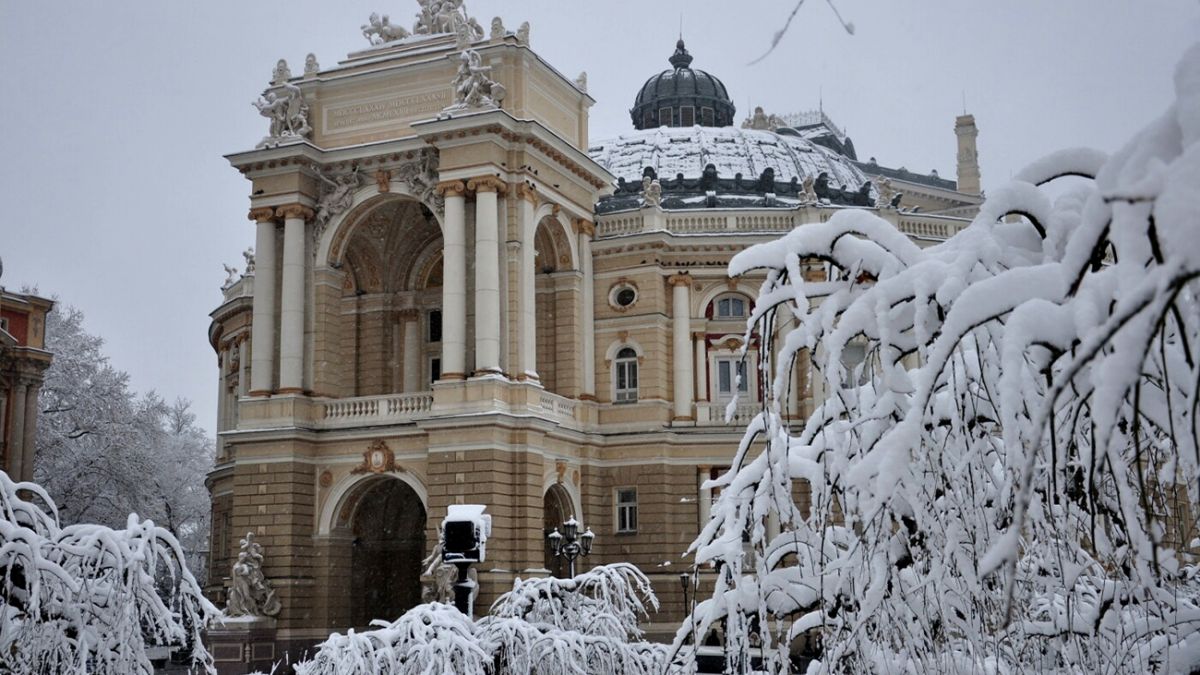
[543,483,572,578]
[349,478,426,627]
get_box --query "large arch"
[316,185,443,267]
[543,483,574,578]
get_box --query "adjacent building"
[0,284,54,483]
[206,4,982,655]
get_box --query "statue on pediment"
[225,532,281,618]
[253,82,311,149]
[444,49,505,113]
[414,0,482,39]
[363,12,410,45]
[271,59,291,86]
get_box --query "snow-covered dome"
[591,125,867,188]
[630,40,736,130]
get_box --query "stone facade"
[206,5,983,656]
[0,287,53,483]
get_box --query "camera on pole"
[440,504,491,616]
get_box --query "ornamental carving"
[275,204,315,222]
[248,207,276,223]
[414,0,483,40]
[466,176,506,194]
[375,169,393,193]
[352,439,402,474]
[394,149,443,214]
[444,50,505,114]
[253,82,311,149]
[436,180,467,197]
[315,167,364,238]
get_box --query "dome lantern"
[630,39,735,130]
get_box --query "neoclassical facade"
[206,3,983,653]
[0,286,53,484]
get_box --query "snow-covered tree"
[0,470,218,674]
[294,563,668,674]
[676,43,1200,674]
[34,302,213,580]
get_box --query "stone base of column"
[672,415,696,422]
[275,387,305,395]
[248,390,272,398]
[514,372,541,383]
[471,368,503,377]
[578,393,598,402]
[206,616,278,675]
[438,372,467,381]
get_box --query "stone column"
[469,177,505,375]
[515,186,538,381]
[400,309,421,392]
[577,220,596,399]
[694,332,708,402]
[8,382,27,481]
[216,350,227,433]
[248,208,278,396]
[237,336,249,398]
[698,465,712,528]
[669,273,694,420]
[20,384,39,482]
[276,204,313,394]
[438,181,467,380]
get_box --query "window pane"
[430,358,441,383]
[718,361,731,393]
[737,362,748,391]
[659,107,673,127]
[428,310,442,342]
[680,106,695,126]
[629,363,637,389]
[616,363,627,389]
[732,298,744,316]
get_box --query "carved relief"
[375,169,392,193]
[351,439,402,474]
[443,50,506,114]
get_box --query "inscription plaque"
[324,90,450,134]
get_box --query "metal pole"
[453,562,473,616]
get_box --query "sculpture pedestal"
[207,615,279,675]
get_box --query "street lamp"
[547,515,593,577]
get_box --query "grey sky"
[1,1,1196,435]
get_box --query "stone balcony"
[696,400,760,427]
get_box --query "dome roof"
[631,40,736,130]
[589,126,876,214]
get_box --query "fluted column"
[577,220,596,399]
[515,185,538,380]
[248,208,278,395]
[670,273,694,420]
[469,177,506,375]
[400,309,421,392]
[7,382,27,481]
[276,204,313,394]
[438,181,468,379]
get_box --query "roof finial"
[819,86,824,113]
[669,37,693,69]
[962,90,967,115]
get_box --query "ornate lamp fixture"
[547,515,594,577]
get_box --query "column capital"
[436,179,467,197]
[668,272,692,287]
[275,204,315,222]
[515,183,540,206]
[397,308,420,321]
[248,207,277,223]
[573,219,595,237]
[466,176,508,195]
[692,331,707,341]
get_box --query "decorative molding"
[375,169,392,193]
[573,219,595,237]
[668,272,692,287]
[248,207,277,224]
[275,204,315,222]
[351,439,404,475]
[397,308,420,321]
[318,470,333,488]
[515,183,540,206]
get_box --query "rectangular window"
[716,297,746,318]
[643,110,654,128]
[616,488,638,533]
[427,310,442,343]
[659,106,673,127]
[430,357,442,384]
[615,358,638,403]
[701,107,715,126]
[716,358,748,397]
[680,106,695,127]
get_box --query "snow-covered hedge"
[295,563,668,675]
[0,471,217,674]
[677,43,1200,674]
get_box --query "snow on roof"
[588,126,867,190]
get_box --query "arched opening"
[533,217,576,393]
[348,477,427,627]
[543,483,573,578]
[332,198,443,397]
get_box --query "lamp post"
[546,515,594,577]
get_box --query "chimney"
[955,114,981,195]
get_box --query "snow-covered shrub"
[0,470,217,674]
[675,43,1200,674]
[294,563,668,674]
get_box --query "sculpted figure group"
[446,49,506,112]
[363,0,484,46]
[253,82,310,148]
[225,532,281,618]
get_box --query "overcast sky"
[1,0,1196,435]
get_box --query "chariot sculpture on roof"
[363,1,484,46]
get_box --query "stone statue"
[225,532,281,618]
[253,82,311,148]
[444,49,506,113]
[742,106,782,131]
[575,71,588,93]
[490,16,505,40]
[315,167,363,229]
[271,59,291,86]
[363,12,411,44]
[873,176,897,209]
[304,53,319,77]
[395,149,443,215]
[801,175,817,203]
[516,21,530,44]
[222,264,239,290]
[413,0,482,39]
[421,542,478,608]
[643,176,662,207]
[243,247,256,274]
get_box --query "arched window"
[715,294,748,319]
[614,347,638,403]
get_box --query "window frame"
[615,487,638,533]
[679,105,695,127]
[658,106,674,127]
[714,294,748,319]
[714,356,749,399]
[613,347,639,403]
